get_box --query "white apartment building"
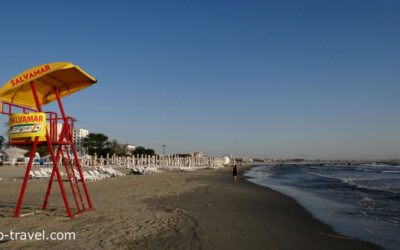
[73,129,89,154]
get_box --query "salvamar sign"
[9,113,46,139]
[10,65,51,87]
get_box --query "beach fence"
[79,154,224,173]
[35,154,223,177]
[26,154,223,184]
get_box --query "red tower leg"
[42,122,67,210]
[30,82,73,218]
[14,137,39,217]
[54,90,93,209]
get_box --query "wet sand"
[0,165,380,249]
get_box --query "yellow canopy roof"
[0,62,97,108]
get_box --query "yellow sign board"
[9,113,46,139]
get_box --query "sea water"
[244,164,400,250]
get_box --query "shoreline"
[152,165,380,249]
[0,165,380,249]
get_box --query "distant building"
[54,123,73,142]
[52,123,63,141]
[73,129,89,154]
[53,123,70,146]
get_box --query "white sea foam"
[306,170,400,194]
[243,166,270,179]
[382,170,400,173]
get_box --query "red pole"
[42,121,67,209]
[65,148,85,209]
[70,142,93,208]
[54,90,93,209]
[30,82,73,218]
[44,135,73,218]
[60,149,81,212]
[54,90,67,119]
[14,137,39,217]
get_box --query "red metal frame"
[5,81,93,218]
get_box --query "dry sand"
[0,165,380,249]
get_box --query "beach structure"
[222,155,231,165]
[0,62,96,218]
[122,144,136,156]
[3,147,28,165]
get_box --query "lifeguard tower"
[0,62,96,218]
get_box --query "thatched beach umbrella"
[4,147,28,165]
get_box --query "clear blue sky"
[1,0,399,159]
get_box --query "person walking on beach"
[232,164,238,182]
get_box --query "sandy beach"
[0,165,380,249]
